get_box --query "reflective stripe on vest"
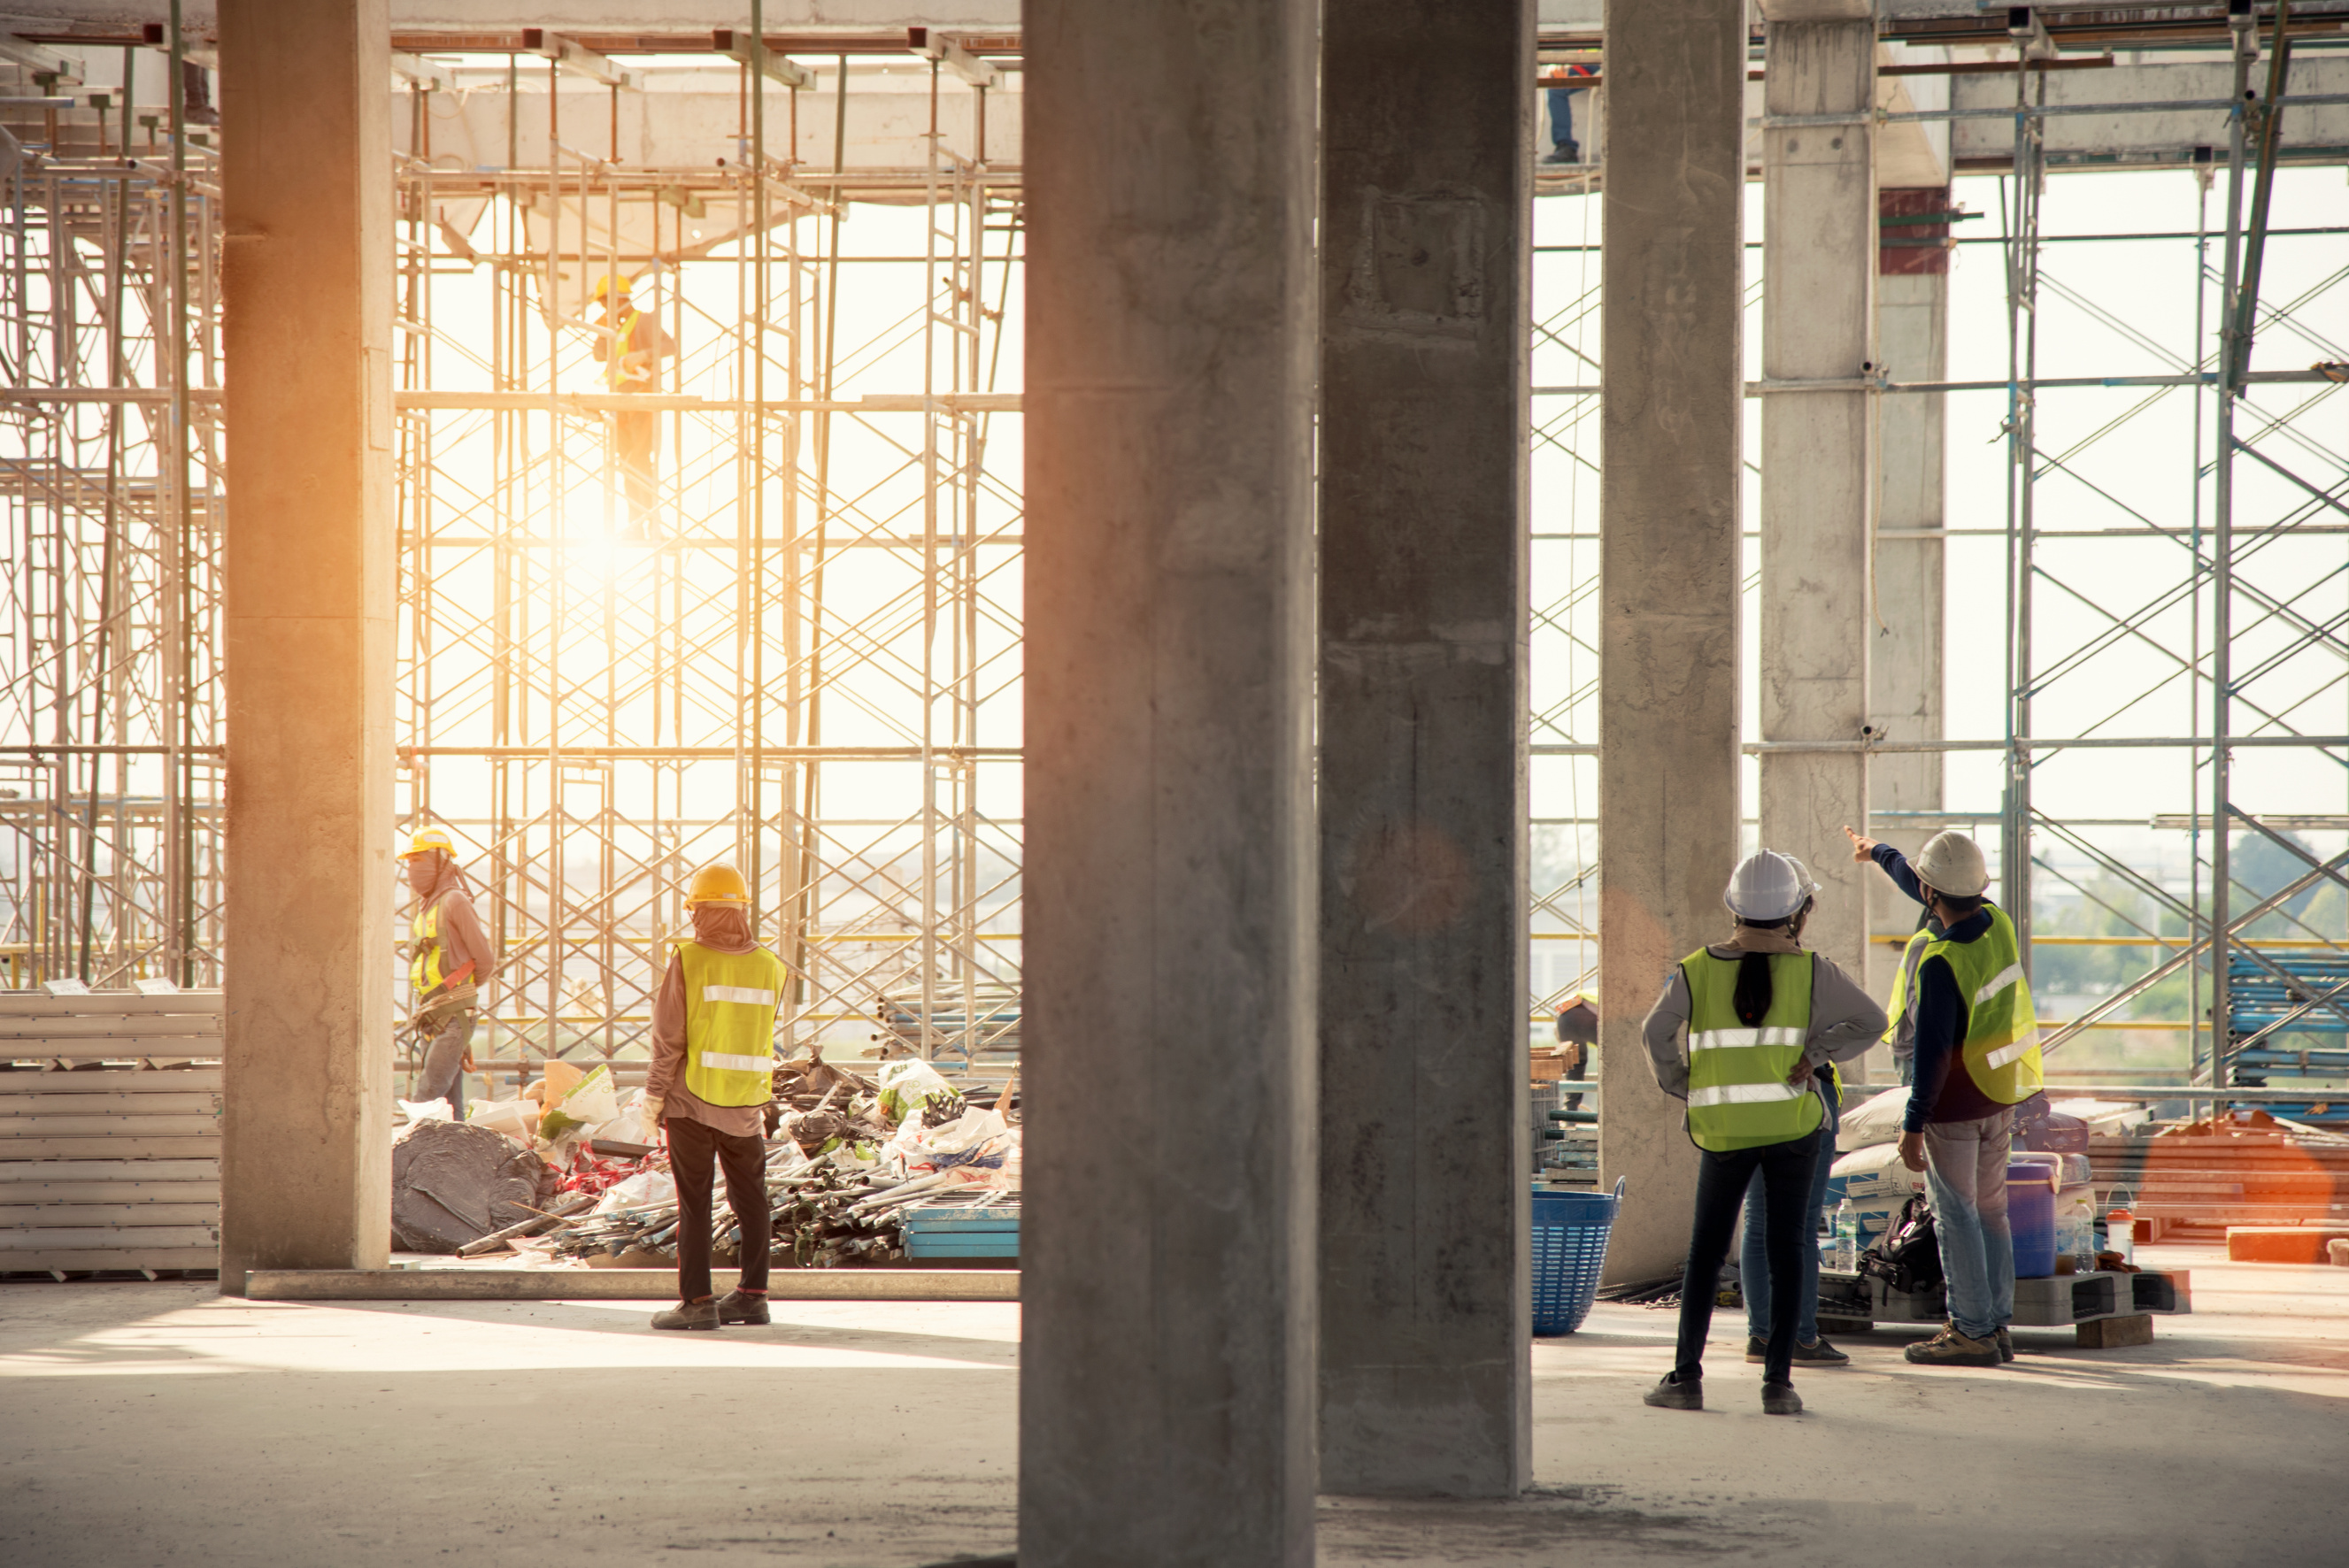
[678,942,788,1106]
[1922,904,2044,1106]
[606,309,646,388]
[1882,928,1929,1064]
[1680,949,1823,1153]
[412,901,445,997]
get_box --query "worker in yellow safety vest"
[644,863,785,1331]
[1638,850,1887,1415]
[1847,825,2043,1368]
[400,826,497,1118]
[589,273,674,538]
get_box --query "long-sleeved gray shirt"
[1641,925,1888,1111]
[410,859,494,1010]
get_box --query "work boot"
[1996,1326,2014,1363]
[1641,1372,1703,1411]
[1904,1324,1999,1366]
[1761,1381,1804,1416]
[651,1297,720,1332]
[716,1288,770,1326]
[1791,1337,1850,1365]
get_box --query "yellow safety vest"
[605,308,647,389]
[678,942,786,1106]
[410,899,473,1002]
[1918,904,2044,1105]
[1681,949,1824,1153]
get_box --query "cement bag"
[466,1097,538,1143]
[397,1098,454,1125]
[539,1064,618,1141]
[1836,1087,1911,1152]
[1829,1141,1926,1245]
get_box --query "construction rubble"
[389,1049,1020,1269]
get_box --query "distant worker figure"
[589,272,674,539]
[401,826,496,1118]
[1542,61,1596,165]
[1847,825,2044,1368]
[1640,850,1886,1415]
[644,863,785,1332]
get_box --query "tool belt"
[412,983,478,1037]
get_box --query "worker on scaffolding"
[402,826,496,1118]
[589,272,674,539]
[643,863,786,1331]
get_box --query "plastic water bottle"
[2106,1190,2136,1268]
[1832,1200,1858,1273]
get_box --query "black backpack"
[1861,1194,1943,1295]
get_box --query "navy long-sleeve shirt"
[1871,842,2002,1132]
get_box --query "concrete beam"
[218,0,395,1291]
[1319,0,1533,1502]
[1757,4,1874,989]
[1596,0,1747,1284]
[1020,2,1318,1564]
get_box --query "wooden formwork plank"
[0,1203,220,1227]
[0,1069,223,1093]
[0,1094,220,1116]
[0,1225,219,1250]
[0,1247,219,1272]
[0,1115,221,1138]
[0,1182,219,1204]
[0,1137,221,1160]
[0,995,224,1018]
[0,1160,219,1183]
[0,1016,224,1040]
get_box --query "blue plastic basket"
[1531,1177,1623,1336]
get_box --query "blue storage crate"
[901,1195,1020,1261]
[1531,1177,1622,1336]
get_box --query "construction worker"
[1737,855,1853,1370]
[401,826,496,1117]
[1846,825,2043,1368]
[1639,850,1887,1415]
[589,272,674,537]
[644,863,784,1331]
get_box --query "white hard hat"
[1914,831,1990,899]
[1724,850,1807,923]
[1783,855,1821,903]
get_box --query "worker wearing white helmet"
[1639,849,1887,1415]
[399,825,497,1117]
[1845,824,2044,1369]
[645,862,786,1333]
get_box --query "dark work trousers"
[1674,1126,1822,1387]
[667,1115,771,1303]
[414,1010,474,1119]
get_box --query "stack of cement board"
[2088,1128,2349,1242]
[899,1193,1019,1261]
[0,991,224,1277]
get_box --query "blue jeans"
[1546,88,1582,152]
[1923,1108,2017,1341]
[1743,1083,1839,1343]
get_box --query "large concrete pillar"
[1758,1,1876,992]
[1597,0,1750,1283]
[1318,0,1533,1500]
[1868,188,1952,1011]
[218,0,394,1291]
[1020,4,1319,1564]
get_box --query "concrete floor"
[2,1242,2344,1566]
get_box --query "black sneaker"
[1791,1337,1851,1365]
[651,1297,720,1332]
[1996,1326,2014,1363]
[716,1289,770,1326]
[1761,1381,1804,1416]
[1744,1336,1768,1364]
[1642,1372,1703,1410]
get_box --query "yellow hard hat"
[400,826,456,861]
[592,273,628,302]
[686,863,750,907]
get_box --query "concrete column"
[1319,0,1533,1500]
[1758,1,1876,995]
[217,0,394,1292]
[1020,4,1318,1564]
[1869,189,1952,1009]
[1597,0,1750,1283]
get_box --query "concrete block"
[2227,1226,2349,1263]
[2076,1313,2155,1349]
[2330,1238,2349,1267]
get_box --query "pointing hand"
[1842,824,1879,864]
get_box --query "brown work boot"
[651,1297,720,1331]
[715,1288,770,1326]
[1904,1324,1999,1366]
